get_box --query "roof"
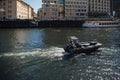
[68,36,79,41]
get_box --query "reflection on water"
[0,29,45,53]
[0,28,120,80]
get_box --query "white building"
[0,0,34,20]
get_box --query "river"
[0,28,120,80]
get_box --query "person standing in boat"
[70,40,81,50]
[71,40,77,49]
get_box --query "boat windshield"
[68,36,79,43]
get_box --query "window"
[44,12,46,16]
[3,2,6,6]
[46,5,48,7]
[3,7,5,9]
[8,10,12,13]
[8,15,12,18]
[76,13,79,16]
[8,5,12,8]
[3,12,6,15]
[80,13,85,16]
[54,1,56,3]
[8,1,12,4]
[68,1,70,4]
[74,2,76,4]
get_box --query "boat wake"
[0,47,65,60]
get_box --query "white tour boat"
[82,19,120,28]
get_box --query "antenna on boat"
[113,11,116,18]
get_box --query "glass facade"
[58,0,64,4]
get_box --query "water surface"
[0,28,120,80]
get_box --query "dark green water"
[0,28,120,80]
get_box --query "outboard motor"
[64,44,71,52]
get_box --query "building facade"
[42,0,58,20]
[41,0,111,20]
[110,0,120,18]
[88,0,110,18]
[42,0,88,20]
[37,8,43,20]
[0,0,34,20]
[65,0,88,20]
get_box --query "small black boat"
[63,36,102,59]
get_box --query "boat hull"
[82,20,120,28]
[63,43,102,59]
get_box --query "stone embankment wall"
[38,20,84,28]
[0,20,85,28]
